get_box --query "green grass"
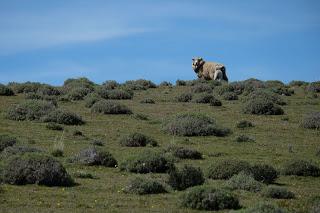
[0,82,319,212]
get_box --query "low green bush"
[124,177,167,195]
[45,122,64,131]
[122,79,156,90]
[262,186,295,199]
[226,172,263,192]
[140,98,155,104]
[167,146,202,159]
[119,132,158,147]
[0,135,17,152]
[63,77,95,91]
[0,84,14,96]
[7,82,45,94]
[180,186,240,211]
[71,147,117,167]
[222,92,238,100]
[176,93,192,102]
[300,112,320,130]
[243,98,284,115]
[2,153,74,186]
[0,146,42,159]
[236,120,254,128]
[207,159,251,179]
[159,81,172,87]
[191,84,213,93]
[249,164,278,184]
[42,109,85,125]
[91,100,132,114]
[209,97,222,106]
[84,93,102,108]
[282,159,320,177]
[6,100,56,121]
[163,113,230,137]
[176,79,187,86]
[120,151,173,173]
[289,80,309,87]
[66,87,91,101]
[132,113,149,120]
[192,93,216,103]
[168,165,205,190]
[235,135,255,143]
[102,80,119,89]
[307,81,320,93]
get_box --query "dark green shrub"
[176,79,187,86]
[91,100,132,114]
[132,113,149,120]
[262,186,295,199]
[245,89,286,105]
[67,87,91,101]
[51,149,64,157]
[84,93,102,108]
[192,93,216,103]
[159,81,172,87]
[7,82,45,94]
[176,93,192,102]
[42,109,84,125]
[24,92,58,106]
[0,135,17,152]
[140,98,155,104]
[97,87,133,100]
[307,81,320,93]
[272,87,294,96]
[91,140,104,146]
[289,80,308,87]
[2,153,74,186]
[102,80,119,89]
[73,171,95,179]
[180,186,240,211]
[244,202,287,213]
[63,77,95,91]
[243,98,284,115]
[168,165,204,190]
[222,92,238,100]
[120,151,173,173]
[167,146,202,159]
[124,177,167,195]
[71,147,117,167]
[215,84,235,95]
[249,164,278,184]
[265,80,285,88]
[301,112,320,130]
[226,172,263,192]
[235,135,255,143]
[163,113,230,137]
[236,120,254,128]
[122,79,156,90]
[207,159,251,179]
[45,122,63,131]
[282,159,320,177]
[191,84,213,93]
[6,100,56,121]
[209,98,222,106]
[0,146,42,159]
[37,85,61,96]
[0,84,14,96]
[72,130,83,136]
[119,132,157,147]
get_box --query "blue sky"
[0,0,319,85]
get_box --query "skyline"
[0,0,319,85]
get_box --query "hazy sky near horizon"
[0,0,319,85]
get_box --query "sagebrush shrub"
[249,164,278,184]
[6,100,56,121]
[244,202,287,213]
[120,150,173,173]
[51,149,64,157]
[122,79,156,90]
[102,80,119,89]
[207,159,251,179]
[71,147,117,167]
[209,97,222,106]
[7,82,45,94]
[301,112,320,130]
[236,120,254,128]
[67,87,91,101]
[307,81,320,93]
[84,93,102,108]
[2,153,74,186]
[271,86,294,96]
[222,92,238,100]
[46,122,64,131]
[282,159,320,177]
[91,100,132,114]
[262,186,295,199]
[192,93,216,103]
[215,84,235,95]
[264,80,285,88]
[124,177,167,195]
[91,140,104,146]
[243,97,284,115]
[180,186,240,211]
[0,135,17,152]
[289,80,308,87]
[132,113,149,120]
[119,132,158,147]
[168,165,205,190]
[176,93,192,102]
[0,146,42,159]
[235,135,255,143]
[140,98,155,104]
[0,84,14,96]
[191,84,213,93]
[159,81,172,87]
[245,89,286,105]
[37,85,61,96]
[42,109,85,125]
[163,113,230,137]
[97,87,133,100]
[176,79,187,86]
[167,146,202,159]
[63,77,95,91]
[226,172,263,192]
[24,92,58,106]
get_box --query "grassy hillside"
[0,78,319,212]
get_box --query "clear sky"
[0,0,319,85]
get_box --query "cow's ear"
[199,57,203,61]
[192,58,195,61]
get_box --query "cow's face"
[192,57,203,73]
